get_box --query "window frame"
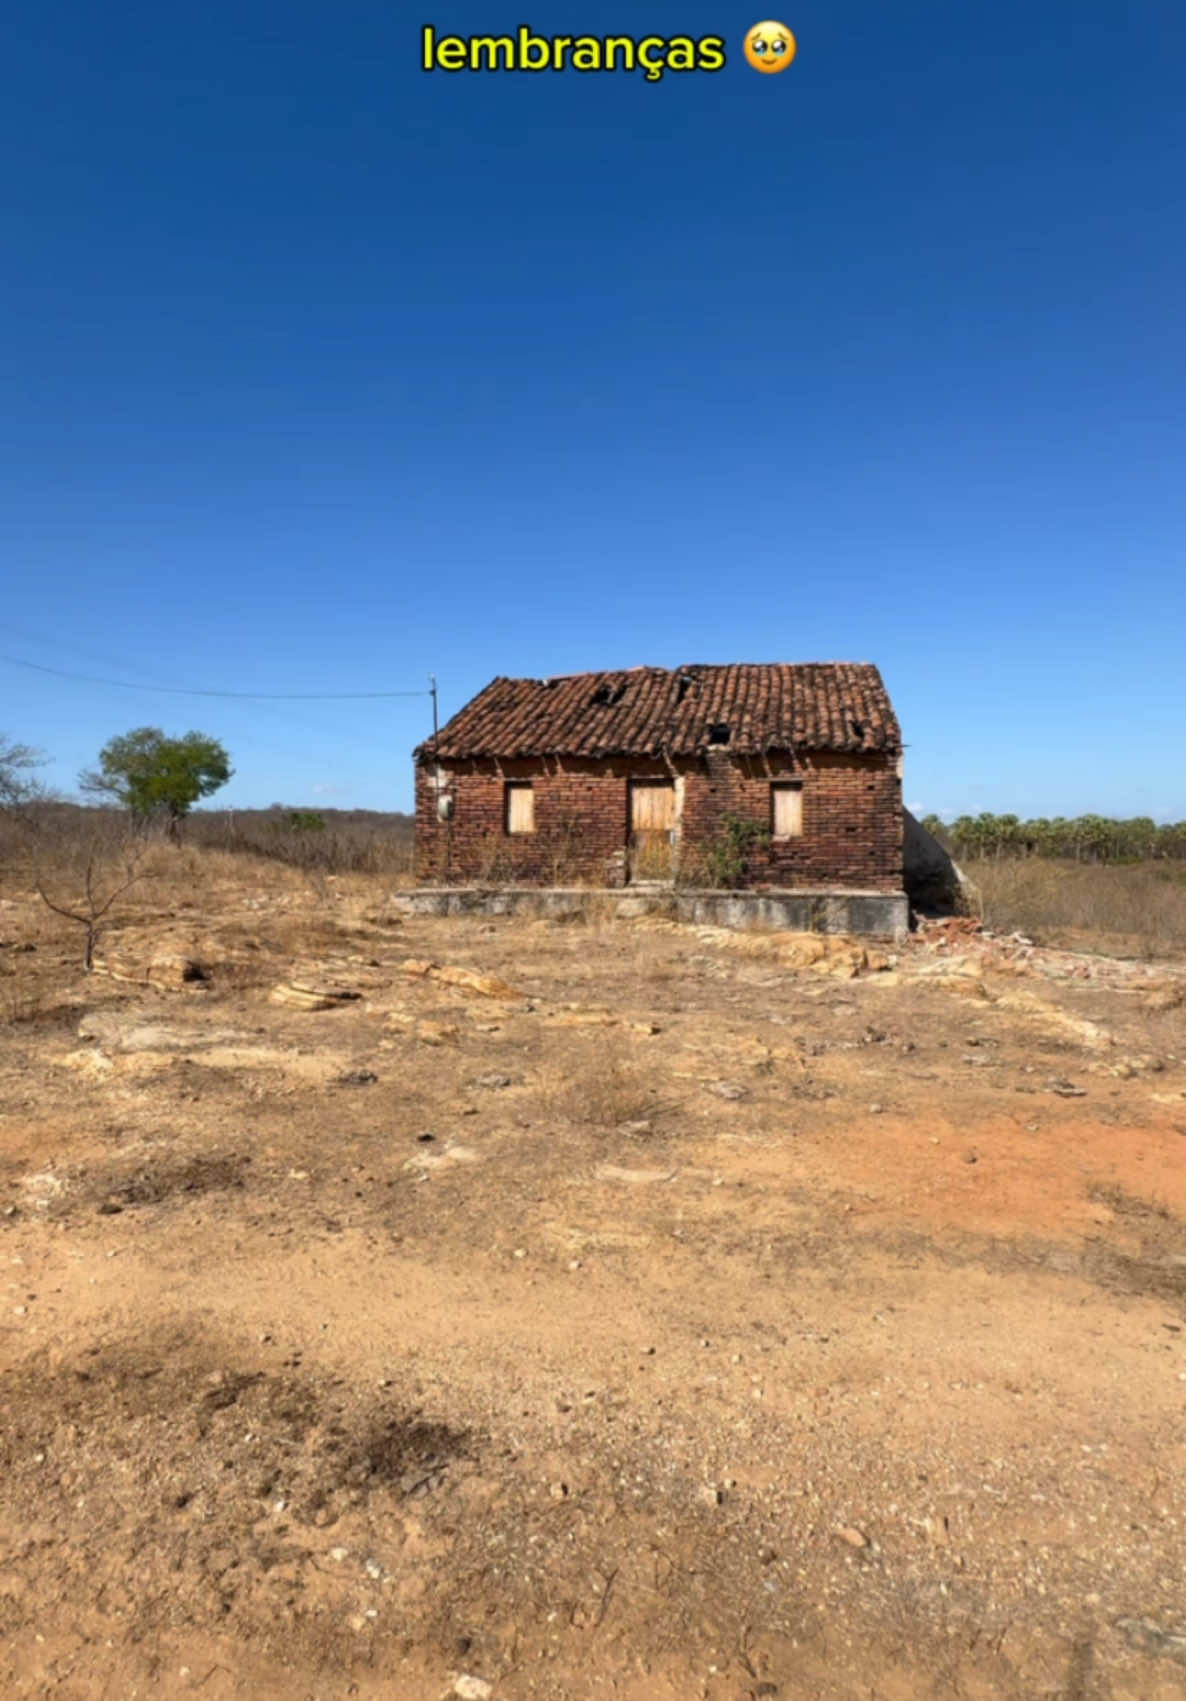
[770,781,804,840]
[504,780,535,835]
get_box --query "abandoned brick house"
[413,663,904,890]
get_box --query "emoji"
[744,20,796,73]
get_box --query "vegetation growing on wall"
[699,812,772,888]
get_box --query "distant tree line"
[921,812,1186,864]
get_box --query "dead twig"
[592,1564,619,1630]
[35,840,153,971]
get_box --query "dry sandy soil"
[2,858,1186,1701]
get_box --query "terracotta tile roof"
[416,664,900,760]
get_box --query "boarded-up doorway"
[628,779,677,884]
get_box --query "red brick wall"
[415,751,902,889]
[415,757,639,885]
[680,751,903,890]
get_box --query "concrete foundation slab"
[392,886,910,940]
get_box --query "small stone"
[834,1524,869,1549]
[869,1103,884,1115]
[364,1558,382,1580]
[329,1547,350,1562]
[453,1679,494,1701]
[1114,1617,1186,1663]
[512,1248,527,1260]
[336,1069,378,1087]
[270,982,361,1011]
[698,1483,724,1507]
[964,1150,979,1164]
[707,1080,747,1101]
[476,1074,512,1090]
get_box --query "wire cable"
[0,653,432,701]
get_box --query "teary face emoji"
[744,20,797,73]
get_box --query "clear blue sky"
[3,1,1184,820]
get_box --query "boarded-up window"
[629,781,676,833]
[505,782,535,834]
[771,782,803,839]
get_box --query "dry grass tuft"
[541,1041,659,1128]
[1,986,49,1025]
[971,860,1186,959]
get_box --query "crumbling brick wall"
[415,757,637,886]
[415,750,902,889]
[679,751,902,890]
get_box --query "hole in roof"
[676,672,695,704]
[850,719,865,739]
[708,723,730,745]
[591,682,627,708]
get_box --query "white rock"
[454,1679,494,1701]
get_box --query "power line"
[0,653,432,701]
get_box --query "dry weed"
[541,1039,658,1128]
[972,860,1186,958]
[1,986,47,1024]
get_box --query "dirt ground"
[2,859,1186,1700]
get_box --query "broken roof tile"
[416,663,900,761]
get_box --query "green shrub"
[700,813,770,888]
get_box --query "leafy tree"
[935,811,1186,866]
[81,727,233,839]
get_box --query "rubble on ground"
[909,914,1186,994]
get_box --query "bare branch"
[33,884,90,926]
[0,734,48,809]
[31,830,154,973]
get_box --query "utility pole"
[427,672,451,881]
